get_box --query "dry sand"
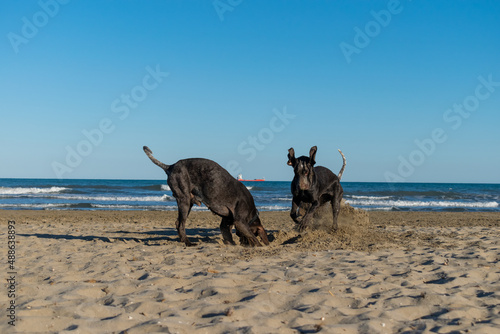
[1,205,500,333]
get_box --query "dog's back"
[313,166,340,191]
[174,158,252,197]
[167,158,254,214]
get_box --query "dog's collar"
[249,211,259,225]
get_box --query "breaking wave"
[346,197,498,210]
[0,186,68,195]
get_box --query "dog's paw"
[291,215,303,225]
[297,222,308,233]
[223,239,236,246]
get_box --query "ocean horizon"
[1,178,499,213]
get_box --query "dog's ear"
[309,146,317,166]
[287,148,296,166]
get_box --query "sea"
[0,179,499,212]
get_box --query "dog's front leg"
[290,199,301,224]
[252,225,270,245]
[220,217,236,245]
[297,201,319,232]
[234,220,262,247]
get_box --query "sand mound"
[311,199,370,230]
[269,200,381,252]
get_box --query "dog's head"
[287,146,317,191]
[238,215,270,246]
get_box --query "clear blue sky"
[1,0,499,182]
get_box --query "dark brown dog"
[143,146,269,246]
[287,146,346,232]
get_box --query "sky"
[1,0,499,182]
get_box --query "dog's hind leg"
[220,217,236,245]
[175,198,195,246]
[331,185,343,231]
[331,200,340,231]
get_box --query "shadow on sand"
[18,227,223,245]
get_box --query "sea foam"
[346,198,499,209]
[0,186,68,195]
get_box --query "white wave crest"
[53,194,175,202]
[348,195,392,200]
[273,197,292,201]
[92,204,177,210]
[0,187,68,195]
[257,205,289,211]
[0,203,69,209]
[347,198,499,209]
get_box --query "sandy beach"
[1,206,500,333]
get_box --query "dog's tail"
[143,146,170,171]
[337,149,346,180]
